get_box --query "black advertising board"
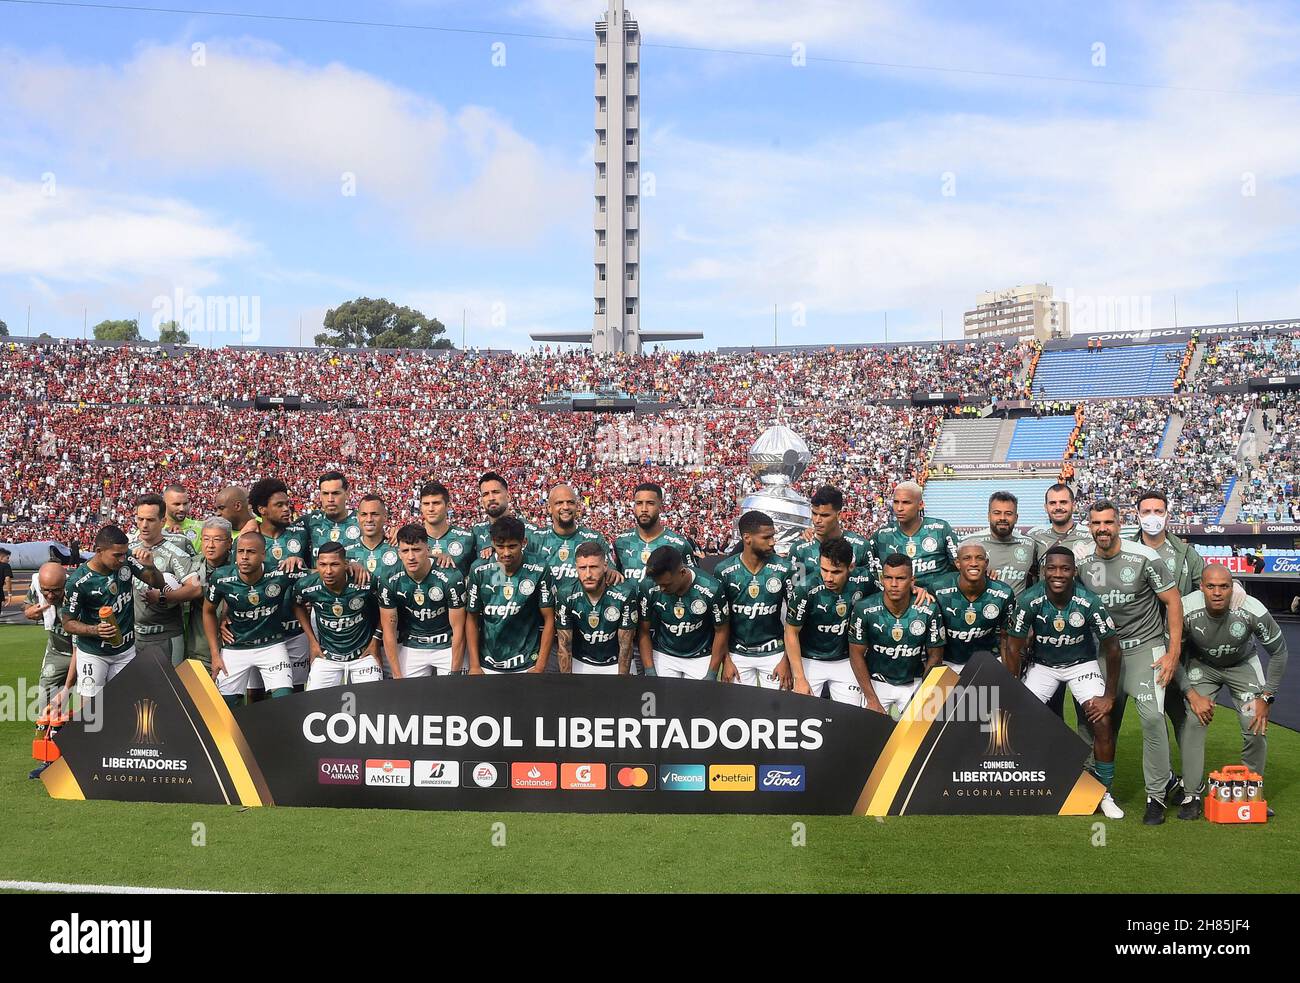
[43,651,1102,816]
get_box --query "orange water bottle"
[99,605,123,647]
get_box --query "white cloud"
[0,40,586,246]
[0,174,254,285]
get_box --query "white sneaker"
[1099,792,1125,819]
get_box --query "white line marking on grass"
[0,879,241,894]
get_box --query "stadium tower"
[530,0,702,354]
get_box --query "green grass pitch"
[1,624,1296,892]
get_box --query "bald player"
[868,481,960,591]
[1177,564,1288,820]
[24,562,73,710]
[532,483,618,601]
[214,486,255,535]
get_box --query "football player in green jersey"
[1080,499,1187,824]
[785,537,870,704]
[790,485,872,590]
[129,493,203,666]
[294,542,384,689]
[848,552,945,717]
[304,470,362,559]
[472,471,540,559]
[418,480,476,577]
[214,486,255,537]
[162,483,203,552]
[868,481,959,589]
[931,542,1015,673]
[348,494,402,581]
[639,545,730,680]
[1177,564,1288,820]
[556,541,638,674]
[202,532,295,705]
[1006,546,1124,819]
[60,525,166,699]
[379,523,467,677]
[534,484,619,602]
[248,478,309,572]
[23,562,72,711]
[465,516,556,673]
[716,510,794,689]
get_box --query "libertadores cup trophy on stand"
[738,425,813,555]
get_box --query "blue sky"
[2,0,1299,350]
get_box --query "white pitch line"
[0,879,239,895]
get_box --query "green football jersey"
[204,565,293,649]
[26,584,73,659]
[346,538,403,583]
[556,583,638,666]
[789,529,872,590]
[931,572,1015,665]
[1077,540,1173,646]
[378,566,466,650]
[639,568,729,660]
[1008,581,1116,668]
[611,528,696,589]
[425,525,477,577]
[128,534,195,638]
[850,597,945,684]
[62,555,153,659]
[714,553,794,656]
[1181,592,1286,690]
[785,571,874,662]
[965,529,1040,597]
[532,525,608,598]
[466,559,556,672]
[304,510,363,560]
[293,573,380,661]
[869,517,960,588]
[263,521,309,569]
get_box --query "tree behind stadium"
[92,318,142,342]
[315,298,451,349]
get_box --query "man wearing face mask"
[1129,491,1204,597]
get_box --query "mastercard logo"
[612,764,656,790]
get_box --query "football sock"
[1096,760,1115,790]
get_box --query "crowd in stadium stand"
[0,338,1032,409]
[1196,330,1300,386]
[1238,392,1299,523]
[1074,398,1171,460]
[1174,393,1254,459]
[1071,457,1236,524]
[0,403,942,551]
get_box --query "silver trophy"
[739,425,813,555]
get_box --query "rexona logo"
[365,759,411,787]
[511,762,558,790]
[462,761,507,789]
[414,760,460,788]
[318,758,362,785]
[560,762,608,790]
[611,764,656,790]
[709,764,756,791]
[758,764,806,792]
[659,764,707,791]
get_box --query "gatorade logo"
[612,764,656,790]
[708,764,756,791]
[560,762,608,790]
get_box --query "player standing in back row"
[868,482,959,591]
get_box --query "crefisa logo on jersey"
[758,764,806,791]
[318,758,362,785]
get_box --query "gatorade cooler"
[31,703,68,764]
[1205,765,1267,823]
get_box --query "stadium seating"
[1005,415,1076,460]
[1030,344,1184,399]
[920,477,1058,528]
[931,417,1002,463]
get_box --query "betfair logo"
[133,699,161,746]
[708,764,756,791]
